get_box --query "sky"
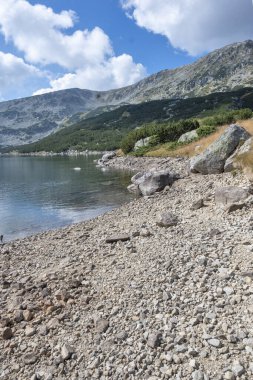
[0,0,253,101]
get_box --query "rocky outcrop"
[190,124,250,174]
[178,130,198,143]
[130,170,178,196]
[224,137,253,172]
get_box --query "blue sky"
[0,0,253,101]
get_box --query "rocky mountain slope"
[0,40,253,147]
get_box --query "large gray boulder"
[215,186,250,206]
[178,130,198,143]
[190,124,250,174]
[130,170,178,196]
[224,137,253,172]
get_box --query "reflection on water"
[0,155,134,241]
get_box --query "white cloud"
[0,0,113,70]
[0,51,43,99]
[34,54,146,95]
[122,0,253,55]
[0,0,146,98]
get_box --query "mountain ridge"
[0,40,253,147]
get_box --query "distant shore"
[0,149,105,157]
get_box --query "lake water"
[0,155,134,242]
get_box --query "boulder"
[134,137,151,151]
[130,170,178,196]
[190,124,250,174]
[224,137,253,172]
[97,151,116,166]
[215,186,250,206]
[178,130,198,143]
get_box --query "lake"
[0,155,134,242]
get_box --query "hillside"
[0,40,253,148]
[7,87,253,153]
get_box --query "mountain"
[0,40,253,148]
[7,87,253,154]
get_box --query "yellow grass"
[147,119,253,158]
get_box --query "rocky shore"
[1,156,253,380]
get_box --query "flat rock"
[95,319,109,334]
[106,235,130,243]
[215,186,250,205]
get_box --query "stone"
[131,170,178,196]
[96,319,109,334]
[224,372,235,380]
[192,370,205,380]
[2,327,13,340]
[23,310,33,322]
[191,199,204,210]
[147,331,161,348]
[207,338,222,348]
[106,235,130,243]
[127,184,141,195]
[13,310,24,322]
[232,362,245,377]
[97,151,116,167]
[25,326,36,337]
[156,212,178,227]
[24,354,38,365]
[215,186,249,206]
[61,344,74,360]
[190,124,250,174]
[224,136,253,172]
[178,129,198,143]
[134,137,152,151]
[226,203,246,213]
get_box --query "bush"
[196,125,216,138]
[121,119,199,153]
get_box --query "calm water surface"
[0,155,134,242]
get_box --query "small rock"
[147,331,161,348]
[191,199,204,210]
[192,370,204,380]
[2,327,13,340]
[106,235,130,243]
[156,212,178,227]
[207,338,222,348]
[61,343,74,360]
[24,354,38,365]
[95,319,109,334]
[232,362,245,377]
[224,371,235,380]
[23,310,33,322]
[25,326,36,337]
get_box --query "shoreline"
[1,156,253,379]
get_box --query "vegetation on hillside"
[122,108,253,155]
[2,88,253,154]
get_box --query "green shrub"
[121,119,199,153]
[196,125,217,138]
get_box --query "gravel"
[1,156,253,379]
